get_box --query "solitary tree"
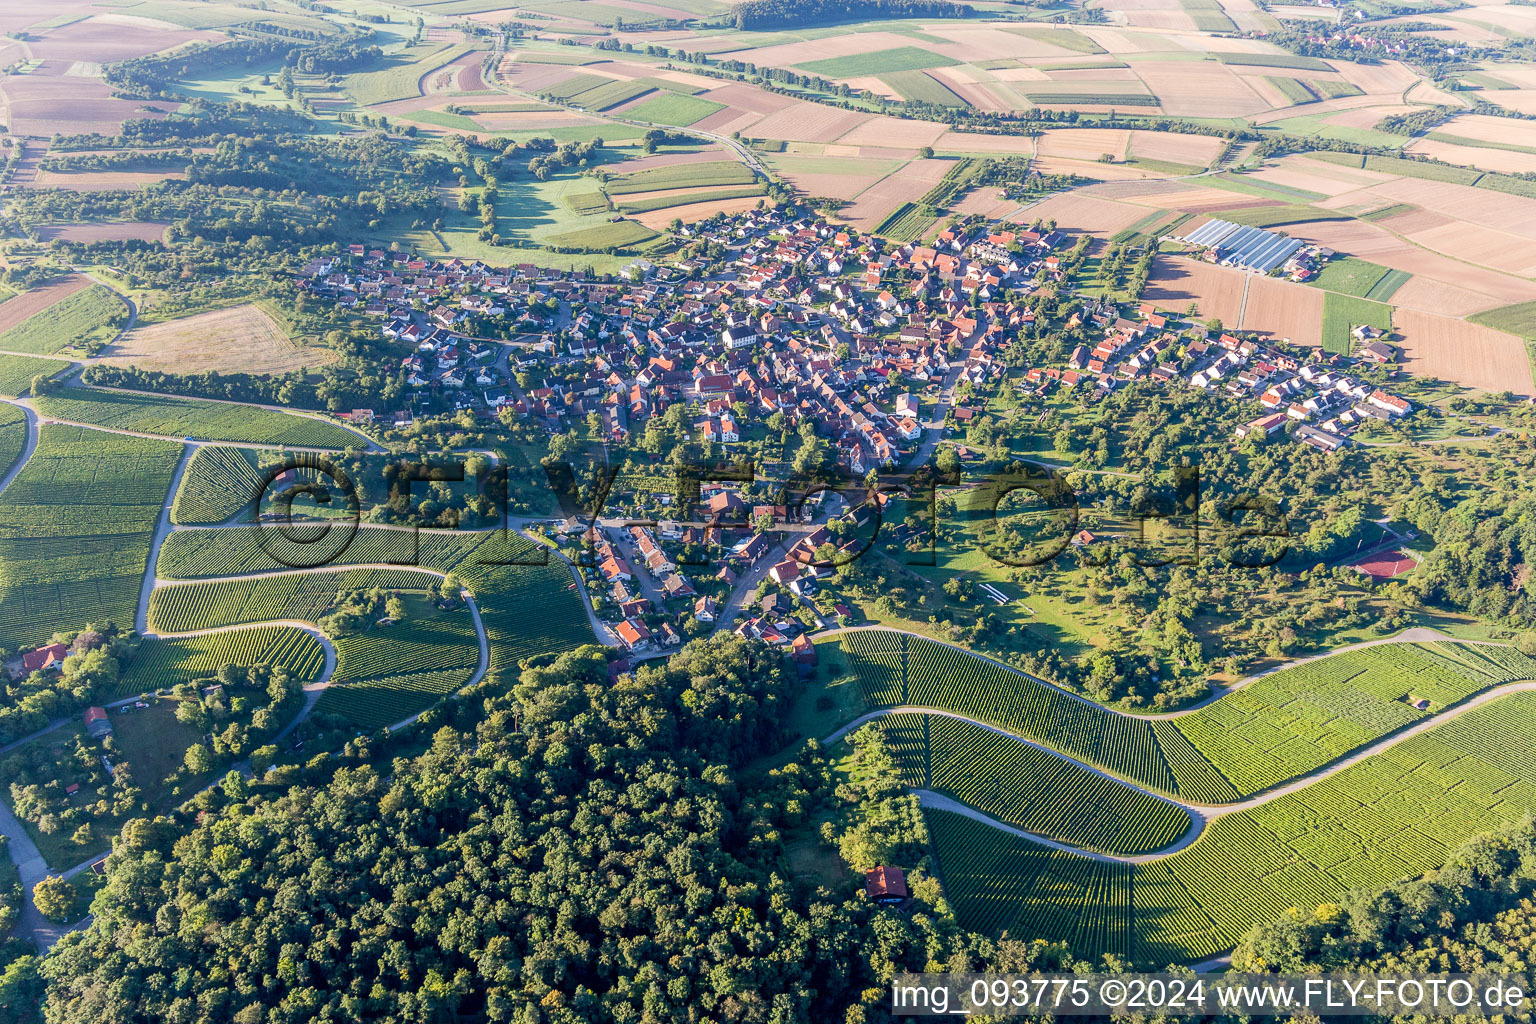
[32,876,74,923]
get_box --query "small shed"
[866,866,908,905]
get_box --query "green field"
[879,70,969,107]
[1309,257,1398,297]
[1363,153,1483,185]
[566,78,655,111]
[873,201,939,243]
[0,354,69,398]
[1001,26,1106,54]
[541,73,612,101]
[1022,92,1160,107]
[927,689,1536,963]
[564,191,613,215]
[795,46,961,77]
[0,286,126,356]
[1469,300,1536,339]
[1265,76,1317,105]
[614,184,765,214]
[542,220,662,251]
[0,406,26,484]
[620,93,726,127]
[402,109,482,132]
[1322,292,1392,355]
[0,425,181,650]
[604,160,757,195]
[1212,52,1332,71]
[344,42,473,106]
[509,50,603,66]
[32,389,361,448]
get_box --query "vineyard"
[313,668,478,729]
[148,568,437,633]
[0,284,124,355]
[877,712,1192,855]
[0,406,25,481]
[156,525,495,581]
[838,631,1536,801]
[0,425,181,649]
[118,627,327,694]
[0,354,67,398]
[32,388,361,448]
[334,596,479,682]
[170,446,265,525]
[924,690,1536,964]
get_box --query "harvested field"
[26,16,216,63]
[101,305,335,376]
[1134,61,1269,117]
[1283,218,1536,308]
[691,108,765,135]
[31,168,185,191]
[732,32,935,71]
[1012,193,1149,234]
[1406,137,1536,176]
[1332,58,1420,95]
[840,158,951,231]
[1239,274,1324,347]
[953,186,1018,219]
[1143,256,1246,324]
[696,83,796,115]
[634,195,770,228]
[747,102,870,143]
[1407,219,1536,278]
[0,276,91,337]
[1245,158,1380,197]
[1438,113,1536,148]
[930,131,1035,156]
[832,116,947,148]
[604,147,730,173]
[0,76,167,136]
[34,221,167,243]
[1388,277,1504,318]
[1031,156,1172,179]
[1393,307,1534,394]
[1125,130,1224,166]
[1036,128,1130,161]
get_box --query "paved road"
[0,402,37,498]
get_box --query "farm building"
[865,866,908,905]
[83,706,112,739]
[1181,219,1303,274]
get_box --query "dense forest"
[31,637,1060,1023]
[732,0,973,29]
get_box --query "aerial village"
[289,208,1424,658]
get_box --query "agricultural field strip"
[6,392,372,454]
[829,680,1536,859]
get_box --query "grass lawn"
[345,42,473,107]
[620,93,727,127]
[1310,257,1396,297]
[1322,292,1392,355]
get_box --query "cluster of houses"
[1039,298,1413,451]
[304,210,1074,477]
